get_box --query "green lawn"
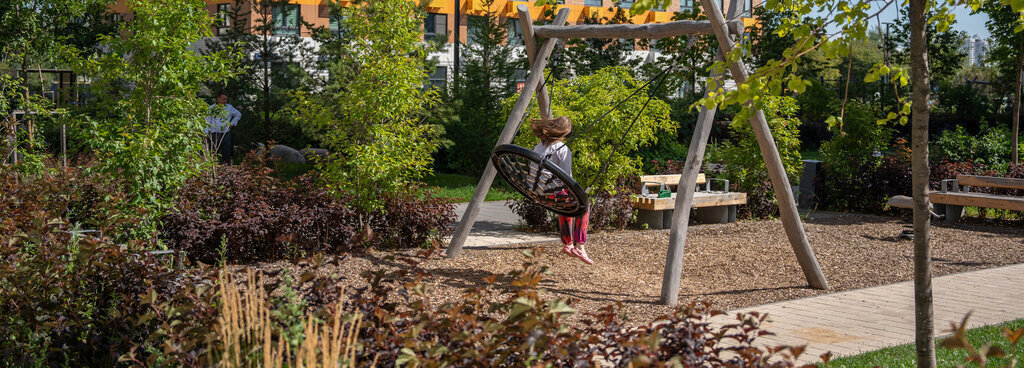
[422,172,521,202]
[246,164,519,202]
[823,318,1024,367]
[801,149,824,162]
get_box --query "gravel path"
[249,213,1024,325]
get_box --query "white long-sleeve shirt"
[532,141,573,178]
[205,103,241,133]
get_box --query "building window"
[428,66,447,90]
[273,4,300,35]
[618,38,633,50]
[425,13,446,42]
[110,13,123,24]
[680,0,693,11]
[467,16,485,44]
[216,3,231,36]
[743,0,753,16]
[618,0,633,8]
[584,0,602,6]
[507,19,523,45]
[329,13,347,36]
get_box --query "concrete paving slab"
[710,263,1024,365]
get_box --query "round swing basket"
[490,144,588,217]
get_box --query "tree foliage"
[886,6,968,86]
[202,0,318,149]
[511,67,675,193]
[79,0,238,230]
[0,0,115,169]
[982,1,1024,164]
[440,0,520,175]
[562,7,644,78]
[289,0,442,210]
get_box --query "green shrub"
[709,95,803,218]
[820,99,894,179]
[510,66,676,193]
[933,123,1023,170]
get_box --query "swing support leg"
[447,7,570,258]
[660,54,725,306]
[518,6,553,120]
[702,0,828,290]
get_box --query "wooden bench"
[887,175,1024,222]
[633,174,747,229]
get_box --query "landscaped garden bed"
[238,213,1024,325]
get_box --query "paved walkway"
[718,263,1024,364]
[449,201,557,248]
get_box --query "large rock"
[300,148,330,162]
[268,144,306,164]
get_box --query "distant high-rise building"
[963,36,989,66]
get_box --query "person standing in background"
[205,92,241,164]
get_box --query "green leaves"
[627,0,673,15]
[79,0,240,232]
[289,0,442,211]
[510,67,676,193]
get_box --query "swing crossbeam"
[447,2,829,306]
[533,19,745,39]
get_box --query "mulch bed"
[245,212,1024,325]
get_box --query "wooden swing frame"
[445,0,829,306]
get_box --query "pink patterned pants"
[558,212,589,245]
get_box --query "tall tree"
[909,0,936,367]
[0,0,114,161]
[747,6,799,70]
[203,0,316,148]
[442,0,519,174]
[983,2,1024,164]
[82,0,238,231]
[289,0,442,210]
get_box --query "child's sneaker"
[561,244,574,256]
[570,247,594,265]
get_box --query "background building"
[963,35,989,66]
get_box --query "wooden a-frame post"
[446,3,829,306]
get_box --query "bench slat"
[931,192,1024,211]
[957,175,1024,191]
[633,191,746,210]
[639,173,706,186]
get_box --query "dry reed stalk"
[214,268,366,368]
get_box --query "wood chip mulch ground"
[249,212,1024,325]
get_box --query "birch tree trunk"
[909,0,936,367]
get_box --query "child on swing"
[531,116,593,265]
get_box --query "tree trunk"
[1013,49,1022,165]
[909,1,936,367]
